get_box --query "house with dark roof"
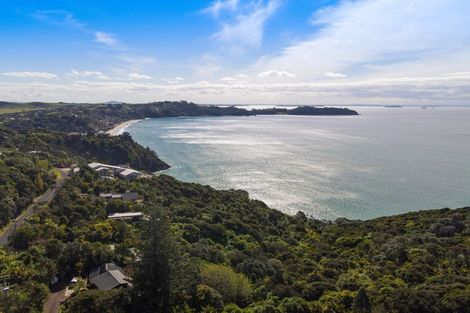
[88,263,129,291]
[95,167,113,177]
[121,192,139,201]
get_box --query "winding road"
[0,168,69,246]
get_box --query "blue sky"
[0,0,469,104]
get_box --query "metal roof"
[89,263,128,291]
[108,212,143,219]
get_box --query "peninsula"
[1,101,357,133]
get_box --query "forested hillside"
[0,125,168,226]
[1,169,469,313]
[1,101,357,133]
[0,152,56,226]
[0,129,169,172]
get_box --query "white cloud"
[258,70,296,78]
[191,54,223,78]
[67,69,110,80]
[162,77,185,84]
[210,0,281,50]
[197,81,212,85]
[193,62,222,78]
[221,77,236,81]
[1,72,469,105]
[325,72,347,78]
[12,0,470,104]
[116,55,156,72]
[255,0,470,81]
[203,0,239,16]
[31,10,85,29]
[94,31,120,48]
[2,72,57,79]
[129,73,152,80]
[31,11,156,78]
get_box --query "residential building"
[89,263,129,291]
[108,212,144,221]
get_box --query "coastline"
[106,119,144,136]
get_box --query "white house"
[108,212,144,221]
[88,162,143,180]
[118,169,143,181]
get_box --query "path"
[0,168,69,246]
[42,288,66,313]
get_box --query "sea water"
[128,107,470,220]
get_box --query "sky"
[0,0,470,105]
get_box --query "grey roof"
[121,192,139,200]
[99,192,138,200]
[89,263,128,291]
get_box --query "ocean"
[127,106,470,220]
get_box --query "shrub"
[201,263,253,307]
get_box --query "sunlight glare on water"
[128,107,470,220]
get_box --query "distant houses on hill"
[88,162,144,180]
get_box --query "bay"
[128,107,470,220]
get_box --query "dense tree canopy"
[1,169,468,313]
[0,152,55,226]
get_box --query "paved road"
[0,168,69,246]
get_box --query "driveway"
[43,288,66,313]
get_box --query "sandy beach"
[106,119,143,136]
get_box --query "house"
[95,167,113,177]
[121,192,139,201]
[99,192,139,201]
[99,193,112,199]
[99,193,122,199]
[88,162,127,176]
[88,162,142,180]
[108,212,144,221]
[119,169,143,181]
[89,263,129,291]
[88,162,104,170]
